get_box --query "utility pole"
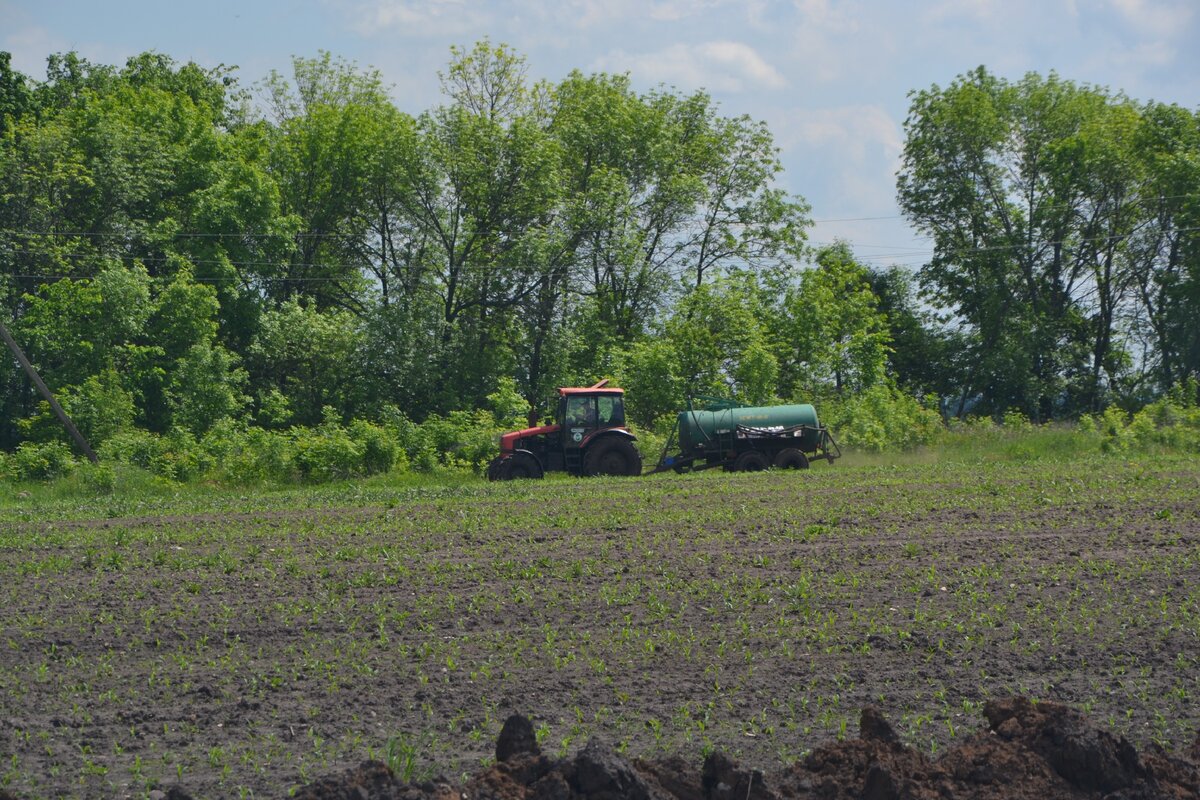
[0,318,99,464]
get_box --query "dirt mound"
[90,698,1200,800]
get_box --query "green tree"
[868,266,966,400]
[898,68,1150,417]
[0,52,32,136]
[1127,102,1200,396]
[248,298,366,425]
[167,342,248,434]
[394,43,563,411]
[551,73,809,346]
[779,244,890,399]
[262,52,390,311]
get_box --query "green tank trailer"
[653,396,840,473]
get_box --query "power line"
[1,218,1196,282]
[0,192,1195,242]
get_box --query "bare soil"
[1,460,1198,798]
[137,699,1200,799]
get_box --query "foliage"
[780,243,891,399]
[5,440,77,480]
[1098,381,1200,453]
[898,67,1200,417]
[18,368,135,447]
[248,298,366,425]
[167,342,248,435]
[4,47,1199,476]
[486,376,532,430]
[822,383,943,452]
[199,419,291,484]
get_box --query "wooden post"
[0,318,99,464]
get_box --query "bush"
[348,419,401,475]
[413,410,500,471]
[822,383,943,452]
[200,420,291,484]
[290,411,364,482]
[98,429,164,472]
[9,441,78,480]
[289,408,401,482]
[98,428,204,482]
[1102,392,1200,453]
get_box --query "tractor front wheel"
[486,457,505,481]
[496,452,544,480]
[585,438,642,477]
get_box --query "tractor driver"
[566,398,596,427]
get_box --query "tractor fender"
[581,427,637,449]
[511,448,544,471]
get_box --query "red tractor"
[487,380,643,480]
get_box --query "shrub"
[415,410,499,471]
[9,441,77,480]
[288,409,402,482]
[1107,397,1200,453]
[98,428,204,482]
[290,411,364,482]
[98,429,163,472]
[1001,409,1033,431]
[822,383,943,452]
[487,376,531,430]
[349,419,400,475]
[200,420,292,484]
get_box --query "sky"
[3,0,1199,268]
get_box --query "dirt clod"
[701,752,773,800]
[147,787,195,800]
[859,707,902,749]
[269,699,1200,800]
[983,697,1145,793]
[497,714,541,763]
[571,739,655,800]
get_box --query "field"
[2,448,1199,798]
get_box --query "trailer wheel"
[773,448,810,470]
[733,450,770,472]
[499,452,543,480]
[585,437,642,477]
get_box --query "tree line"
[0,46,1197,459]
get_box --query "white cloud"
[772,104,904,220]
[334,0,493,37]
[646,0,730,22]
[2,26,68,76]
[1105,40,1177,69]
[594,41,785,91]
[781,105,902,164]
[504,0,740,29]
[1107,0,1193,38]
[921,0,1000,24]
[792,0,861,33]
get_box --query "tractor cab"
[488,380,642,480]
[558,386,626,446]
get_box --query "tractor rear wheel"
[773,448,810,470]
[584,437,642,477]
[733,450,770,472]
[498,452,544,480]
